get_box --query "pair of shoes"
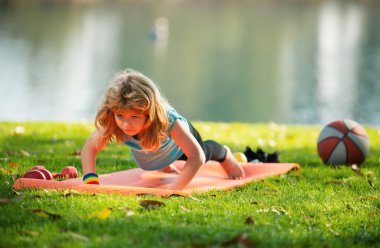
[243,146,280,163]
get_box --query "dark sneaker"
[243,146,280,163]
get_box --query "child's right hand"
[81,129,104,184]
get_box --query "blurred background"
[0,0,379,126]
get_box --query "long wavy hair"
[95,69,169,151]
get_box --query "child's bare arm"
[168,121,206,190]
[81,129,103,175]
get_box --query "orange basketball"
[317,119,370,165]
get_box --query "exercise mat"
[13,161,300,196]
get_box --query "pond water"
[1,0,379,126]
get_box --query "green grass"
[0,121,379,248]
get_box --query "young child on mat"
[81,69,245,190]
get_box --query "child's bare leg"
[159,164,181,174]
[220,146,245,179]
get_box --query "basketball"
[317,119,370,165]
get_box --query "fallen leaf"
[68,232,89,241]
[304,216,312,223]
[270,207,281,215]
[162,193,186,198]
[327,225,340,236]
[125,208,135,216]
[88,208,113,220]
[359,195,378,202]
[139,200,165,210]
[6,150,29,157]
[62,189,71,196]
[136,193,157,197]
[256,206,288,215]
[32,209,61,220]
[245,216,254,225]
[277,207,289,215]
[9,162,19,168]
[11,174,21,181]
[180,206,191,213]
[20,150,30,157]
[368,179,375,188]
[188,195,201,201]
[62,189,81,197]
[351,164,363,176]
[118,207,135,216]
[71,150,81,156]
[222,233,255,248]
[27,193,42,199]
[12,190,22,195]
[0,198,12,205]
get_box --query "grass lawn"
[0,121,379,248]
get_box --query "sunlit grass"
[0,122,379,248]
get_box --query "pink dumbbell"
[52,166,79,179]
[22,166,53,180]
[23,166,78,180]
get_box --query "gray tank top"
[124,106,190,171]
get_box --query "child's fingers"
[229,175,244,180]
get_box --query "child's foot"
[159,164,181,174]
[221,146,245,179]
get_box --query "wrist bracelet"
[83,173,99,184]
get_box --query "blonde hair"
[95,69,169,150]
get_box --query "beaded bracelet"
[83,173,99,184]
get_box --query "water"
[1,0,379,126]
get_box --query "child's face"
[114,108,148,136]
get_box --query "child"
[81,69,245,190]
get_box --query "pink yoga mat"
[13,161,300,196]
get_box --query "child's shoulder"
[165,104,189,133]
[166,105,183,122]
